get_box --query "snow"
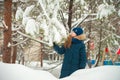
[118,9,120,16]
[15,7,23,21]
[22,17,31,26]
[25,19,39,37]
[0,62,57,80]
[38,0,50,20]
[97,3,115,19]
[38,0,67,45]
[0,62,120,80]
[62,66,120,80]
[17,0,67,45]
[13,0,29,2]
[52,26,62,43]
[51,18,67,44]
[23,5,35,18]
[80,0,86,5]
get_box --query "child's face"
[70,31,76,37]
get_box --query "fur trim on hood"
[74,34,86,40]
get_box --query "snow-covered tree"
[12,0,120,66]
[96,3,115,19]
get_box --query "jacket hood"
[74,34,86,41]
[72,34,86,44]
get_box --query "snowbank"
[0,62,120,80]
[0,62,57,80]
[61,65,120,80]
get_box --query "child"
[53,27,87,78]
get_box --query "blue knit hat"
[72,27,83,36]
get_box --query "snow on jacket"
[53,38,87,78]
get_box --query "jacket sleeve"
[79,44,87,69]
[53,43,65,55]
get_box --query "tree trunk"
[13,2,17,19]
[68,0,73,32]
[2,0,12,63]
[40,37,43,67]
[95,22,103,67]
[11,41,17,63]
[87,21,92,68]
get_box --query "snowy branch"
[1,20,8,30]
[100,34,111,42]
[72,14,89,28]
[59,10,69,31]
[17,31,50,46]
[38,0,50,20]
[11,38,29,46]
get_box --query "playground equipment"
[113,48,120,62]
[101,47,113,65]
[101,47,120,66]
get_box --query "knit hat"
[72,27,83,36]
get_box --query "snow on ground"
[0,62,57,80]
[61,65,120,80]
[24,61,61,78]
[0,62,120,80]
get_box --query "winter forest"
[0,0,120,80]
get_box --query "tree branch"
[17,31,50,46]
[11,38,29,46]
[38,0,50,20]
[59,10,69,31]
[0,20,8,30]
[72,15,89,28]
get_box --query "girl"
[53,27,87,78]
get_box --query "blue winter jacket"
[53,38,87,78]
